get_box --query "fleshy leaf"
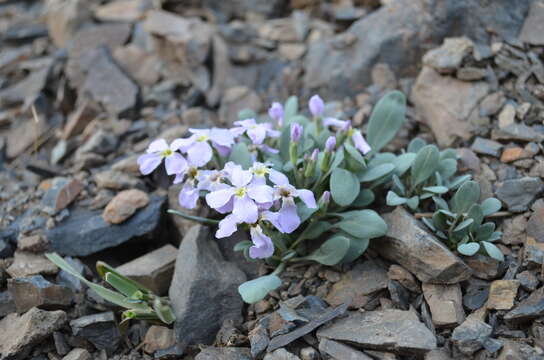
[359,163,395,183]
[481,197,502,216]
[410,145,440,188]
[451,181,481,214]
[238,275,282,304]
[458,242,480,256]
[407,138,427,153]
[330,168,360,206]
[228,142,253,169]
[333,210,387,239]
[482,241,504,261]
[352,188,375,207]
[366,91,406,153]
[305,235,351,265]
[386,191,407,206]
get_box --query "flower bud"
[325,136,336,152]
[268,102,284,126]
[310,149,319,161]
[318,191,331,212]
[290,123,302,143]
[309,95,324,117]
[304,149,319,178]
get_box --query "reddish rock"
[102,189,149,224]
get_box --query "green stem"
[272,262,286,276]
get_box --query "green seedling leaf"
[330,168,360,206]
[359,163,395,183]
[411,145,440,187]
[451,181,481,214]
[458,242,480,256]
[238,275,282,304]
[305,235,351,265]
[366,90,406,153]
[96,261,151,293]
[152,297,176,325]
[333,210,387,239]
[105,272,142,299]
[386,191,407,206]
[482,241,504,261]
[481,197,502,216]
[447,174,471,190]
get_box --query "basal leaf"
[305,235,351,265]
[238,275,282,304]
[366,91,406,153]
[458,242,480,256]
[407,137,427,153]
[451,181,481,214]
[481,197,502,216]
[330,168,360,206]
[386,191,407,206]
[410,145,440,187]
[359,163,395,183]
[228,142,253,169]
[482,241,504,261]
[334,210,387,239]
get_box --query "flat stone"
[62,102,99,140]
[516,270,539,291]
[471,137,503,157]
[375,207,472,284]
[425,349,453,360]
[0,291,16,317]
[451,318,494,355]
[94,0,148,22]
[487,280,520,310]
[479,92,506,116]
[46,0,91,48]
[263,348,301,360]
[7,251,58,278]
[113,45,161,86]
[492,123,544,142]
[111,154,140,175]
[422,37,473,73]
[411,66,489,147]
[456,66,487,81]
[463,279,489,311]
[519,0,544,45]
[41,177,84,215]
[195,347,252,360]
[457,148,481,174]
[6,113,56,159]
[325,260,388,308]
[46,195,165,256]
[117,244,177,296]
[70,312,120,353]
[422,283,465,327]
[317,309,436,356]
[0,308,67,359]
[76,129,118,156]
[143,326,175,354]
[94,170,143,190]
[462,254,502,280]
[62,348,91,360]
[504,286,544,325]
[496,177,544,212]
[502,215,527,245]
[498,104,516,129]
[219,86,262,126]
[8,275,73,313]
[524,236,544,266]
[527,208,544,242]
[102,189,149,224]
[18,233,48,252]
[169,225,246,346]
[319,338,373,360]
[0,64,52,109]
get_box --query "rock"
[7,251,58,278]
[425,349,453,360]
[299,347,318,360]
[117,244,177,295]
[70,312,120,353]
[18,234,48,252]
[279,43,306,61]
[319,338,373,359]
[422,37,473,73]
[388,265,420,293]
[0,291,16,317]
[498,104,516,129]
[77,130,118,156]
[411,67,489,147]
[143,326,175,354]
[0,62,53,109]
[500,147,530,163]
[317,309,436,356]
[422,283,465,327]
[219,86,262,126]
[462,254,502,280]
[216,231,261,278]
[62,348,91,360]
[375,207,472,284]
[487,280,520,310]
[45,0,91,48]
[41,177,84,215]
[457,148,481,174]
[528,208,544,242]
[94,170,143,190]
[169,225,246,346]
[102,189,149,224]
[81,48,139,118]
[504,286,544,325]
[479,92,506,117]
[456,66,487,81]
[0,308,67,359]
[56,257,85,292]
[496,177,544,212]
[524,236,544,266]
[519,0,544,45]
[264,349,301,360]
[62,102,100,140]
[463,279,489,311]
[451,318,495,355]
[502,215,527,245]
[492,123,544,142]
[516,270,539,291]
[195,347,252,360]
[471,137,503,157]
[325,260,388,308]
[111,154,140,175]
[94,0,149,22]
[113,45,161,87]
[46,195,165,256]
[8,275,73,313]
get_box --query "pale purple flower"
[323,119,371,155]
[197,169,229,192]
[205,165,274,223]
[269,170,317,233]
[325,136,336,152]
[231,118,280,145]
[290,123,302,143]
[249,225,274,259]
[351,130,371,155]
[178,181,200,209]
[268,102,284,126]
[173,128,235,167]
[309,95,324,117]
[323,117,349,129]
[310,149,319,161]
[137,139,187,175]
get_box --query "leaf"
[238,275,282,304]
[297,202,318,223]
[392,174,406,196]
[330,168,360,206]
[300,221,332,240]
[228,142,253,169]
[341,237,369,263]
[432,211,448,231]
[368,152,396,167]
[407,137,426,153]
[467,204,484,232]
[432,196,449,211]
[451,181,481,214]
[481,197,502,216]
[438,158,457,179]
[105,272,142,298]
[447,174,471,190]
[423,186,448,194]
[233,240,253,252]
[488,231,502,242]
[453,218,474,232]
[167,210,219,225]
[283,96,298,122]
[238,109,257,120]
[96,261,151,293]
[410,145,440,187]
[333,210,387,239]
[393,153,416,176]
[305,235,351,265]
[351,189,375,207]
[344,142,366,167]
[152,298,176,325]
[406,196,420,210]
[386,191,407,206]
[458,242,480,256]
[359,163,395,182]
[421,217,435,231]
[482,241,504,261]
[366,91,406,153]
[476,222,496,241]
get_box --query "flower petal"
[278,198,300,233]
[262,211,284,233]
[230,167,253,188]
[178,183,199,209]
[352,131,371,155]
[146,139,169,153]
[170,136,196,152]
[137,153,162,175]
[323,117,348,129]
[164,152,188,175]
[269,169,289,186]
[297,189,317,208]
[249,226,274,259]
[247,184,274,204]
[187,141,213,167]
[233,195,258,223]
[205,187,235,209]
[247,125,267,145]
[210,128,235,147]
[216,214,239,238]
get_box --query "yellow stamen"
[161,149,173,157]
[235,187,247,197]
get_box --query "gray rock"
[374,207,472,284]
[46,195,165,256]
[527,208,544,243]
[195,347,251,360]
[422,283,465,328]
[76,130,118,156]
[492,123,544,142]
[516,270,539,291]
[263,349,300,360]
[169,225,246,347]
[319,338,373,360]
[451,318,494,355]
[41,177,85,215]
[62,348,91,360]
[317,309,437,356]
[70,312,120,353]
[463,279,489,311]
[0,308,67,360]
[8,275,73,313]
[519,0,544,45]
[56,257,85,292]
[471,137,503,157]
[496,177,544,212]
[504,287,544,325]
[422,37,473,73]
[0,290,16,317]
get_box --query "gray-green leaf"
[451,181,481,214]
[228,143,253,169]
[359,163,395,182]
[386,191,407,206]
[458,242,480,256]
[330,168,360,206]
[410,145,440,187]
[481,197,501,216]
[305,235,351,265]
[482,241,504,261]
[366,91,406,153]
[334,210,387,239]
[238,275,282,304]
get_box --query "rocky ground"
[1,0,544,359]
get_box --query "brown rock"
[117,244,177,295]
[46,0,91,48]
[279,43,306,61]
[487,280,520,310]
[457,148,481,174]
[111,154,140,175]
[8,275,73,313]
[41,177,84,214]
[501,147,530,163]
[62,102,99,140]
[528,208,544,243]
[18,234,48,252]
[371,63,398,89]
[498,104,516,129]
[113,45,161,86]
[422,283,465,327]
[94,0,148,22]
[411,66,489,147]
[7,251,58,278]
[388,265,420,293]
[102,189,149,224]
[462,254,501,280]
[376,207,472,284]
[422,37,473,74]
[63,348,91,360]
[143,326,175,354]
[219,86,262,126]
[94,170,143,190]
[319,338,373,360]
[502,215,528,245]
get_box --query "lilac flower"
[231,118,280,145]
[205,164,274,223]
[323,119,372,155]
[174,128,235,167]
[269,170,317,233]
[250,162,271,185]
[290,123,302,143]
[310,149,319,161]
[325,136,336,152]
[137,139,187,175]
[197,169,229,192]
[249,225,274,259]
[309,95,324,117]
[268,102,284,126]
[323,117,349,129]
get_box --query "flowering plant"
[138,91,409,304]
